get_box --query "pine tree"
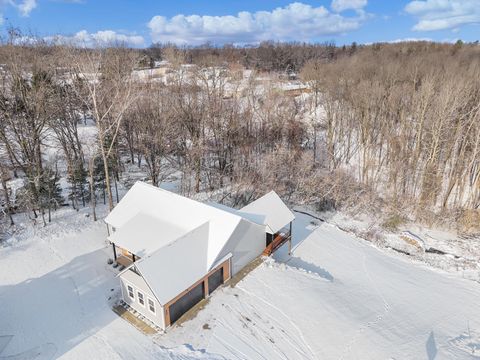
[39,165,64,223]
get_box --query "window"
[127,284,135,300]
[148,298,156,314]
[137,291,145,306]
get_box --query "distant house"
[105,182,294,330]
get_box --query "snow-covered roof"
[240,191,295,234]
[105,182,243,267]
[107,182,294,304]
[135,222,211,305]
[108,212,188,258]
[207,202,267,228]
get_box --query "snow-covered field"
[1,209,480,359]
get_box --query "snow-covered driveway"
[163,214,480,359]
[1,212,479,359]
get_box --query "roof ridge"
[135,221,211,265]
[134,181,245,221]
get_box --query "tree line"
[1,38,480,236]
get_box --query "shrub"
[381,213,405,232]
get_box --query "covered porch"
[111,243,140,267]
[263,222,293,256]
[239,190,295,257]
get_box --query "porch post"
[132,254,136,262]
[112,243,117,260]
[288,221,292,255]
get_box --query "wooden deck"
[262,232,292,256]
[112,304,157,335]
[116,255,134,268]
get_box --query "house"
[104,182,295,330]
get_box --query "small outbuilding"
[105,182,294,330]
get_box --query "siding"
[120,268,166,329]
[215,218,265,276]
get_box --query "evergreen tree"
[39,165,64,223]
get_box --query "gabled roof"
[108,182,294,304]
[135,222,211,305]
[105,181,244,267]
[108,211,188,258]
[240,191,295,234]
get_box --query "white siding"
[214,218,265,275]
[120,268,166,329]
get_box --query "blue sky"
[1,0,479,47]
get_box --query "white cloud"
[0,0,37,18]
[45,30,145,47]
[148,2,368,45]
[17,0,37,16]
[331,0,367,13]
[405,0,480,31]
[388,37,433,43]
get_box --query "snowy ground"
[1,208,480,359]
[320,210,480,283]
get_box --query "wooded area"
[1,36,480,237]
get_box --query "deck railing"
[262,230,292,256]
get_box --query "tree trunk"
[0,167,14,226]
[89,158,97,222]
[101,149,114,211]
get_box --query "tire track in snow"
[236,281,318,360]
[221,300,301,360]
[214,317,271,360]
[233,299,304,358]
[336,229,392,360]
[211,332,253,360]
[250,278,319,359]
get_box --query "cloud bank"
[405,0,480,31]
[45,30,145,47]
[148,2,368,45]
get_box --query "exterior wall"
[120,268,166,329]
[216,219,265,276]
[164,258,231,327]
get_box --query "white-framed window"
[127,284,135,300]
[137,291,145,307]
[147,297,156,314]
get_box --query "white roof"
[106,182,243,267]
[207,202,267,227]
[108,212,188,258]
[240,191,295,234]
[108,182,293,304]
[135,222,211,305]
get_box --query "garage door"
[208,267,224,295]
[169,282,205,325]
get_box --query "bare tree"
[71,46,140,210]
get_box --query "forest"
[1,36,480,238]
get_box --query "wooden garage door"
[169,282,205,325]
